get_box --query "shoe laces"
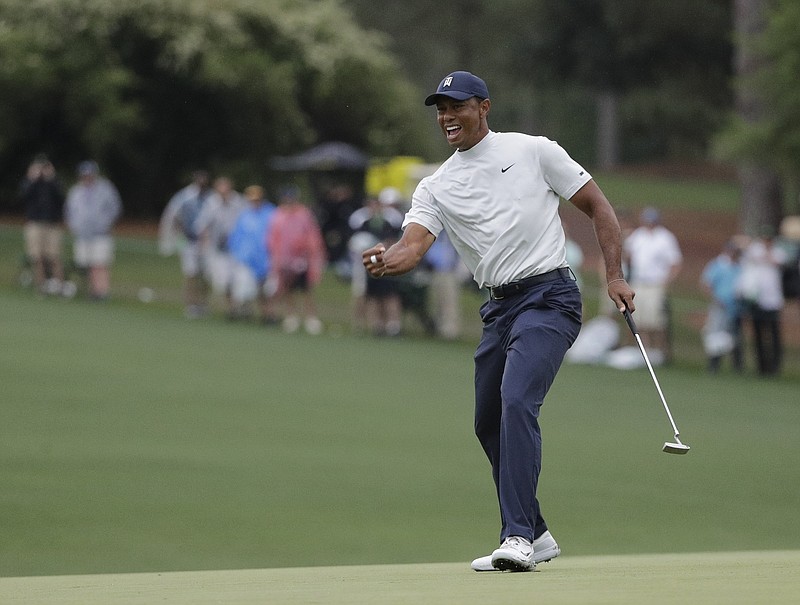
[502,536,531,550]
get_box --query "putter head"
[663,441,690,455]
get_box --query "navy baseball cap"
[77,160,99,176]
[424,71,490,106]
[640,207,661,224]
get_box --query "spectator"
[18,154,66,295]
[319,183,360,273]
[424,230,464,340]
[700,239,744,374]
[349,193,404,336]
[378,187,438,336]
[346,230,377,333]
[159,170,214,319]
[196,176,247,317]
[64,161,122,301]
[227,185,277,323]
[623,207,682,362]
[738,227,787,376]
[267,185,327,334]
[778,216,800,305]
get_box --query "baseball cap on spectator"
[424,71,490,106]
[244,185,265,201]
[640,207,660,225]
[378,186,402,206]
[78,160,99,176]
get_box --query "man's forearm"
[383,239,426,276]
[593,208,624,282]
[363,223,435,278]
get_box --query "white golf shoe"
[470,530,560,572]
[491,536,534,572]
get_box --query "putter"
[622,306,690,455]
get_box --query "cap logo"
[443,77,453,87]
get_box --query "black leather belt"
[488,268,573,300]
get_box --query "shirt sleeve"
[538,138,592,200]
[402,178,444,237]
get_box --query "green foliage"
[0,0,427,215]
[718,0,800,187]
[499,0,732,162]
[345,0,734,164]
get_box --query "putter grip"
[623,306,638,336]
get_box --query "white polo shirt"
[404,131,591,288]
[624,225,682,286]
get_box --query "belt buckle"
[490,286,505,301]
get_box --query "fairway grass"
[1,551,798,604]
[2,218,800,586]
[2,290,800,580]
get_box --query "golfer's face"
[435,97,489,151]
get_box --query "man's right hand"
[362,244,387,277]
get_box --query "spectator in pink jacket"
[267,185,327,334]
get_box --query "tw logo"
[443,77,453,87]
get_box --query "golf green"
[1,551,798,604]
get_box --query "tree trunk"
[737,163,783,234]
[596,91,619,170]
[734,0,783,235]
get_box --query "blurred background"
[4,0,799,365]
[0,0,798,227]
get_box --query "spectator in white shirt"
[623,207,682,361]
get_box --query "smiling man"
[362,71,635,572]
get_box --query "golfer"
[363,71,635,572]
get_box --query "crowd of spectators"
[18,155,798,361]
[18,155,121,301]
[700,221,800,377]
[157,174,466,338]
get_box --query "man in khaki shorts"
[18,154,66,294]
[624,207,682,361]
[64,161,123,300]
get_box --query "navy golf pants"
[474,276,582,543]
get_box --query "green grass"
[595,171,741,213]
[1,166,799,598]
[2,553,799,604]
[1,287,799,579]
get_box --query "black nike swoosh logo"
[501,164,515,173]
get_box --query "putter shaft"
[623,307,690,453]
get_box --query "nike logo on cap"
[501,164,515,173]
